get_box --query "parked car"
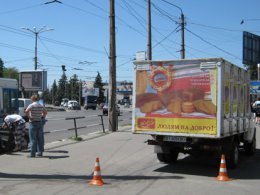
[60,98,69,107]
[68,100,81,110]
[103,103,120,116]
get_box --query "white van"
[60,98,69,107]
[18,98,32,122]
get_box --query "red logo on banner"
[137,118,155,129]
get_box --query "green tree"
[68,74,79,100]
[42,88,51,104]
[94,72,105,104]
[3,67,19,80]
[0,58,3,77]
[51,80,58,104]
[57,72,68,102]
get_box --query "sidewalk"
[0,125,154,195]
[2,126,260,195]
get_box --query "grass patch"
[70,136,83,141]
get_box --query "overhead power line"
[185,28,241,60]
[0,4,43,15]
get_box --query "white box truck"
[133,58,256,168]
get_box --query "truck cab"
[84,95,97,110]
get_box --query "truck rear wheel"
[157,151,178,163]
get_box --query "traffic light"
[61,65,66,71]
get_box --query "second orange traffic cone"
[216,154,231,181]
[89,157,104,186]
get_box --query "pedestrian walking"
[25,95,47,157]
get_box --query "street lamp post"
[21,26,54,70]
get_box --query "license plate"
[163,136,186,143]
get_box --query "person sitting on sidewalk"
[3,113,27,152]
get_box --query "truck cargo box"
[132,58,253,139]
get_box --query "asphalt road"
[43,107,132,143]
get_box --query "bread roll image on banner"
[136,71,149,94]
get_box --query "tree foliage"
[94,72,105,104]
[0,59,105,106]
[40,72,105,105]
[0,58,19,80]
[0,58,3,77]
[3,67,20,80]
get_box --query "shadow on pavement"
[44,150,69,153]
[0,172,184,182]
[33,155,70,159]
[0,172,88,181]
[1,149,70,159]
[154,149,260,180]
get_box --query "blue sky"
[1,0,260,87]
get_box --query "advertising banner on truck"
[134,61,217,135]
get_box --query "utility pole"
[180,13,185,59]
[79,80,81,105]
[61,64,67,97]
[21,26,54,70]
[147,0,152,60]
[34,32,38,70]
[109,0,118,132]
[160,0,185,59]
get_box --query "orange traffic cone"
[89,157,104,186]
[216,154,231,181]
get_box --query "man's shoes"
[27,155,35,158]
[36,152,43,157]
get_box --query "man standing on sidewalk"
[25,94,47,158]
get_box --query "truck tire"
[227,141,239,169]
[244,130,256,155]
[157,151,178,163]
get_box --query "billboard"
[243,31,260,65]
[19,70,47,91]
[82,87,99,97]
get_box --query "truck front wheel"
[226,141,239,169]
[244,130,256,155]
